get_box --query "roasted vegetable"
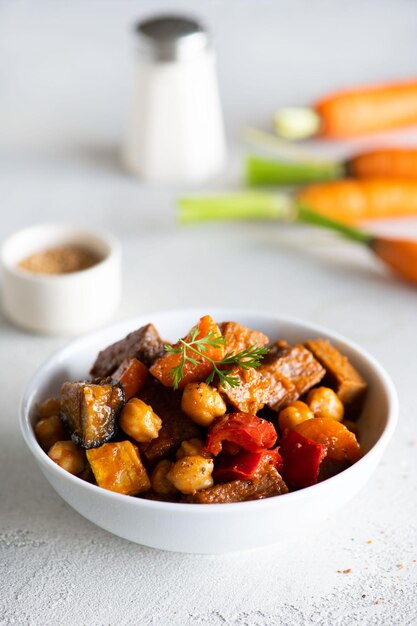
[150,315,225,389]
[206,412,277,456]
[60,380,125,449]
[280,430,327,489]
[214,448,282,483]
[295,418,362,464]
[187,451,288,503]
[86,441,150,495]
[112,357,148,400]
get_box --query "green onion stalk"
[178,192,417,286]
[245,155,344,186]
[178,192,372,246]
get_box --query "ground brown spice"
[19,246,100,275]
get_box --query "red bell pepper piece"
[280,430,327,489]
[214,448,283,482]
[206,412,277,456]
[112,358,148,400]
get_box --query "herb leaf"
[164,329,268,390]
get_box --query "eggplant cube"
[60,381,124,449]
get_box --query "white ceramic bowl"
[20,308,398,554]
[1,223,121,335]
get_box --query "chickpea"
[36,397,61,418]
[151,460,178,496]
[166,455,214,495]
[35,414,68,451]
[278,401,314,431]
[48,441,86,475]
[119,398,162,443]
[176,438,206,460]
[306,387,344,422]
[181,382,226,427]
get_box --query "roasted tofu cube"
[86,441,150,495]
[219,366,271,414]
[305,339,368,419]
[219,321,269,354]
[60,381,125,449]
[260,343,325,412]
[90,323,164,377]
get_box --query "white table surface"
[1,1,417,624]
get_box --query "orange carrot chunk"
[150,315,224,389]
[112,357,148,400]
[294,418,362,464]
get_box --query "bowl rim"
[1,222,121,283]
[20,307,399,513]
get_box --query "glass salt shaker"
[123,15,227,184]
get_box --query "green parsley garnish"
[164,327,268,390]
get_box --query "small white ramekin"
[1,223,121,335]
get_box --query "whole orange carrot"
[275,79,417,139]
[296,179,417,223]
[371,238,417,284]
[297,206,417,285]
[247,149,417,186]
[347,148,417,179]
[179,194,417,286]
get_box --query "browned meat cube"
[90,324,164,377]
[260,343,325,412]
[60,380,124,448]
[305,339,368,419]
[186,456,288,504]
[219,321,269,354]
[137,380,200,466]
[219,366,271,414]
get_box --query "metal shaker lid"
[136,15,210,62]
